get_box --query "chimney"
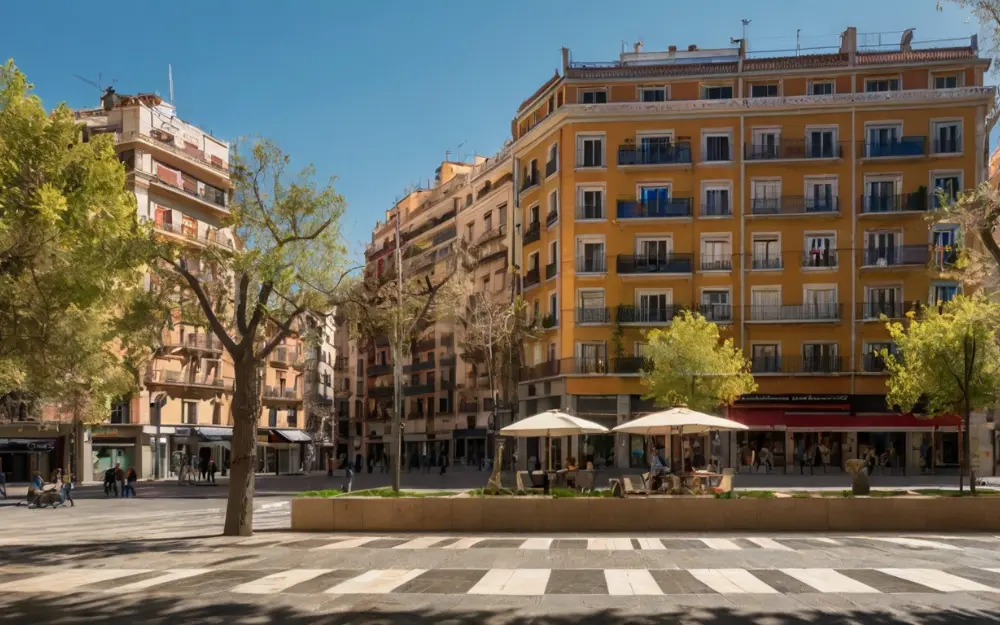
[688,45,698,51]
[561,47,570,72]
[840,26,857,65]
[633,40,643,54]
[668,45,677,53]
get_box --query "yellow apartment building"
[355,148,513,471]
[512,27,992,475]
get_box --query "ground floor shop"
[0,432,66,482]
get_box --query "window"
[703,185,731,216]
[183,401,198,425]
[576,135,604,167]
[546,143,558,175]
[637,134,675,164]
[806,128,838,158]
[864,342,896,372]
[636,291,671,323]
[577,187,604,219]
[635,343,649,357]
[751,180,782,214]
[805,177,837,212]
[703,133,731,162]
[578,290,607,323]
[533,300,541,323]
[932,121,961,154]
[865,78,900,92]
[864,230,900,266]
[287,408,297,428]
[750,128,779,159]
[750,84,779,98]
[864,286,902,319]
[529,203,540,225]
[639,86,667,102]
[864,177,900,212]
[701,289,732,321]
[580,90,607,104]
[866,124,902,157]
[527,251,539,272]
[548,240,558,274]
[803,343,838,373]
[212,403,222,425]
[465,193,473,207]
[549,291,558,317]
[751,235,781,269]
[547,343,556,362]
[439,396,449,412]
[803,287,838,319]
[933,173,961,207]
[751,343,780,372]
[804,234,836,268]
[637,184,676,216]
[703,85,733,100]
[808,81,834,95]
[577,239,606,272]
[576,342,607,372]
[154,206,172,227]
[931,283,960,306]
[934,75,960,89]
[466,222,475,241]
[110,401,129,424]
[932,226,959,262]
[498,203,507,225]
[547,190,559,223]
[637,237,671,261]
[701,237,731,270]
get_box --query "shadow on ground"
[0,537,225,566]
[1,593,999,625]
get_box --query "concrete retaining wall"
[291,496,1000,533]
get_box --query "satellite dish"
[900,29,914,50]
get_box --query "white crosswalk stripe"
[635,538,666,550]
[444,537,483,549]
[468,569,551,595]
[746,537,793,551]
[863,537,964,551]
[700,538,741,550]
[326,569,426,594]
[0,568,144,592]
[394,537,448,549]
[690,569,779,594]
[112,569,213,592]
[313,536,380,550]
[520,538,553,550]
[605,569,663,595]
[780,568,881,593]
[587,538,633,550]
[879,568,999,592]
[232,569,333,594]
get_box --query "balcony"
[801,250,838,269]
[861,245,930,267]
[459,399,479,413]
[616,197,693,219]
[152,220,235,249]
[700,256,732,271]
[432,226,457,246]
[545,159,557,177]
[519,360,561,381]
[441,353,457,366]
[439,378,456,390]
[476,225,506,246]
[441,334,454,348]
[746,304,842,322]
[749,196,839,216]
[545,261,557,280]
[541,313,558,329]
[269,347,300,367]
[858,300,920,321]
[576,256,607,274]
[546,209,558,227]
[333,357,348,372]
[616,305,682,324]
[181,333,222,352]
[333,384,351,399]
[617,142,693,166]
[744,138,844,161]
[860,193,929,214]
[576,307,610,324]
[524,267,541,288]
[403,360,435,373]
[317,395,334,407]
[751,257,783,270]
[403,383,435,397]
[413,337,435,353]
[616,254,693,275]
[264,386,301,401]
[612,357,653,375]
[861,352,901,373]
[367,363,392,377]
[400,209,456,244]
[148,370,232,390]
[523,222,541,245]
[520,173,540,193]
[862,136,927,159]
[118,130,229,176]
[369,386,393,398]
[750,355,844,374]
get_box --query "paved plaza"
[4,476,1000,622]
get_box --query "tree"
[883,295,1000,492]
[155,138,350,535]
[342,230,467,492]
[642,311,757,412]
[0,60,155,431]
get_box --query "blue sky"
[2,0,988,258]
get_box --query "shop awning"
[196,427,233,442]
[728,408,961,431]
[270,429,312,443]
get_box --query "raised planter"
[291,496,1000,533]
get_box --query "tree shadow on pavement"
[0,537,224,566]
[2,592,1000,625]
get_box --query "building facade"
[354,148,514,470]
[513,27,993,474]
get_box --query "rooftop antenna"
[72,72,118,110]
[168,64,175,107]
[741,18,752,53]
[796,29,801,56]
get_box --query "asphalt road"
[3,492,1000,623]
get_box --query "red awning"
[727,407,961,431]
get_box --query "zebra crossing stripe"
[394,537,447,549]
[313,537,379,550]
[746,537,793,551]
[326,569,426,594]
[112,569,213,592]
[811,537,840,545]
[232,569,333,594]
[865,537,963,551]
[0,569,144,592]
[587,538,633,550]
[700,538,741,550]
[689,569,779,594]
[521,538,553,550]
[604,569,663,595]
[780,568,881,593]
[635,538,666,550]
[879,568,999,592]
[468,569,550,595]
[445,537,483,549]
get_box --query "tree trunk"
[965,404,976,495]
[391,346,403,493]
[224,356,261,536]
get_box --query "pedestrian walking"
[208,457,217,484]
[103,467,116,496]
[439,453,448,475]
[200,455,209,482]
[60,471,74,507]
[114,462,125,498]
[0,457,6,499]
[123,467,138,497]
[342,462,354,493]
[326,453,333,477]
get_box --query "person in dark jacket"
[114,463,125,498]
[208,457,217,484]
[103,467,117,496]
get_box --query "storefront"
[453,428,487,466]
[90,426,138,476]
[0,437,62,482]
[174,426,232,475]
[257,429,312,474]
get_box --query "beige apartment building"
[349,146,513,471]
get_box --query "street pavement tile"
[649,570,717,594]
[167,569,276,593]
[776,538,840,551]
[948,567,1000,587]
[75,570,175,592]
[545,569,608,595]
[281,570,362,594]
[287,538,344,550]
[837,569,938,594]
[551,539,589,550]
[658,539,709,550]
[471,539,527,549]
[393,569,488,594]
[429,537,462,548]
[0,572,43,586]
[363,538,410,549]
[749,570,819,594]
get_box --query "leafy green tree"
[884,295,1000,492]
[642,311,757,412]
[156,139,351,535]
[0,60,154,428]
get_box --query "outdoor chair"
[530,471,546,488]
[515,471,530,491]
[564,469,578,488]
[575,469,594,492]
[622,475,646,495]
[717,468,736,493]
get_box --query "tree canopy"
[641,311,757,412]
[0,59,155,423]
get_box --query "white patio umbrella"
[500,410,609,470]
